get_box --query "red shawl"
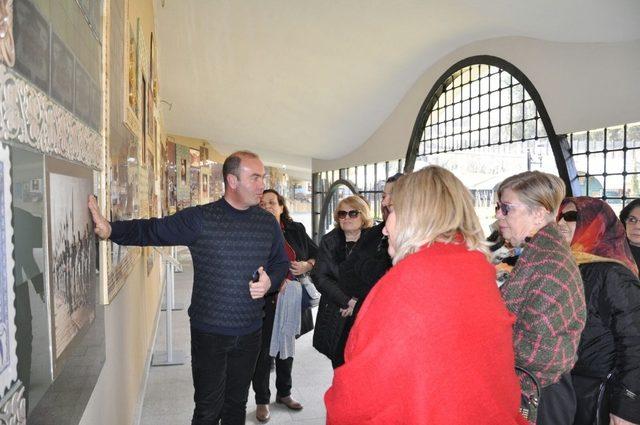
[560,197,638,275]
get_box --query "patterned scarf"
[560,197,638,275]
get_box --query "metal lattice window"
[312,159,404,240]
[567,122,640,215]
[413,63,559,233]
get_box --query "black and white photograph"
[46,159,96,374]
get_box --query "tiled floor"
[140,252,333,424]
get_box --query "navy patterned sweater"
[110,197,290,336]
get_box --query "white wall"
[313,36,640,172]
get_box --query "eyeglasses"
[557,211,578,223]
[495,202,527,216]
[626,216,640,225]
[337,210,360,219]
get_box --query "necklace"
[345,241,357,257]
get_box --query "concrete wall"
[313,36,640,172]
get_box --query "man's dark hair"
[262,189,292,222]
[620,198,640,225]
[222,151,259,187]
[386,173,404,184]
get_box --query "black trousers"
[190,327,262,425]
[572,374,610,425]
[536,372,577,425]
[252,294,293,404]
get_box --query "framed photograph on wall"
[45,157,96,378]
[123,8,141,135]
[0,143,18,396]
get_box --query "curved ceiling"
[155,0,640,161]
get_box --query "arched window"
[405,56,569,233]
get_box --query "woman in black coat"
[620,198,640,270]
[558,197,640,425]
[312,195,373,368]
[252,189,317,422]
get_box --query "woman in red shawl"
[324,166,527,425]
[557,197,640,425]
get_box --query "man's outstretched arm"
[88,195,202,247]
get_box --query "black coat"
[338,221,391,301]
[312,226,369,367]
[283,220,318,336]
[571,262,640,423]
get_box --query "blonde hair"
[333,195,374,229]
[497,171,566,217]
[391,166,488,264]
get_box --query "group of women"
[253,166,640,425]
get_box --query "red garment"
[325,241,527,425]
[560,196,638,275]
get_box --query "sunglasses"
[557,211,578,223]
[337,210,360,219]
[495,202,527,216]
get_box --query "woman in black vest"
[252,189,318,422]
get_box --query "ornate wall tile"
[0,63,102,170]
[0,382,25,425]
[0,0,15,67]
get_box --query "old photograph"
[46,161,96,368]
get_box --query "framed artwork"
[166,140,177,214]
[0,143,18,396]
[123,8,140,135]
[45,157,96,377]
[210,162,224,201]
[176,144,190,210]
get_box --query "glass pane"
[628,122,640,148]
[500,106,511,124]
[606,151,624,174]
[387,161,399,177]
[512,102,523,121]
[490,91,500,109]
[512,122,523,141]
[626,149,640,173]
[626,174,640,198]
[490,109,500,126]
[588,153,605,175]
[586,175,604,197]
[572,155,588,176]
[524,100,536,120]
[524,119,536,140]
[589,129,605,152]
[366,164,375,191]
[512,84,524,103]
[605,174,624,200]
[357,166,365,189]
[572,131,588,154]
[606,125,624,151]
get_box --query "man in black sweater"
[88,151,289,425]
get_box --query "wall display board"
[209,162,224,202]
[45,158,96,378]
[200,166,211,204]
[166,141,177,214]
[0,143,18,397]
[189,148,200,206]
[123,8,141,135]
[176,144,190,210]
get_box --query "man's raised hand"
[88,195,112,240]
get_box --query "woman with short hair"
[312,195,373,368]
[325,166,527,424]
[557,197,640,425]
[496,171,586,425]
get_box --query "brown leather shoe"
[256,404,270,422]
[276,395,303,410]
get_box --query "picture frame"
[44,157,96,378]
[123,5,141,135]
[0,143,18,396]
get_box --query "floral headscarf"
[560,196,638,275]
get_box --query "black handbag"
[312,295,347,361]
[516,366,541,423]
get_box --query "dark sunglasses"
[495,202,526,216]
[558,211,578,223]
[337,210,360,219]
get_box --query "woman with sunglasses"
[619,199,640,270]
[558,197,640,425]
[312,195,373,368]
[496,171,586,425]
[252,189,318,422]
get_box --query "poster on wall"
[166,140,177,214]
[123,10,140,135]
[0,144,18,396]
[176,144,190,210]
[209,162,224,202]
[189,148,200,206]
[45,158,96,377]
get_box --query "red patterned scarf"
[560,197,638,275]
